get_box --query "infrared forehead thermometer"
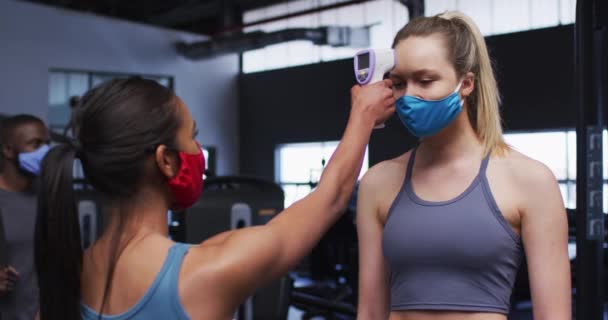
[354,49,395,128]
[354,49,395,85]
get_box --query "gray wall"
[0,0,240,175]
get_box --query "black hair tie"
[70,139,84,158]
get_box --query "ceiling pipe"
[212,0,371,36]
[146,1,222,26]
[176,25,370,59]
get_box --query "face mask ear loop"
[455,80,464,107]
[454,80,463,93]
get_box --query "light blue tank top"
[81,242,191,320]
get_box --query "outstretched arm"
[207,80,395,310]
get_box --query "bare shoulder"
[181,225,276,284]
[178,241,245,318]
[359,150,413,223]
[360,151,411,192]
[494,148,558,188]
[180,242,225,286]
[491,148,562,219]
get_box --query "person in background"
[0,114,50,320]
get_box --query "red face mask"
[167,145,206,210]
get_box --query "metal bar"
[177,25,370,59]
[146,1,221,26]
[214,0,371,36]
[399,0,425,19]
[278,181,318,188]
[290,291,356,315]
[556,179,607,184]
[574,0,605,318]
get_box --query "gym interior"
[0,0,606,319]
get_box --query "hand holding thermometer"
[354,49,395,128]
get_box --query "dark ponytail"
[35,77,181,319]
[35,143,82,320]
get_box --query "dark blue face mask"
[18,144,51,176]
[395,82,463,137]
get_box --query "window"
[241,0,575,73]
[504,129,607,212]
[242,0,408,73]
[50,70,174,184]
[48,69,173,135]
[242,0,576,73]
[425,0,575,35]
[276,141,369,207]
[201,146,219,178]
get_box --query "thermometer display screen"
[357,53,370,69]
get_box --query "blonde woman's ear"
[461,72,475,97]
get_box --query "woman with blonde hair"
[356,11,571,320]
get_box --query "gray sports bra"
[383,147,523,314]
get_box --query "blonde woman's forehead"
[393,35,455,76]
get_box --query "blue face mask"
[18,144,51,176]
[396,82,463,137]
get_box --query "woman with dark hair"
[35,77,394,320]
